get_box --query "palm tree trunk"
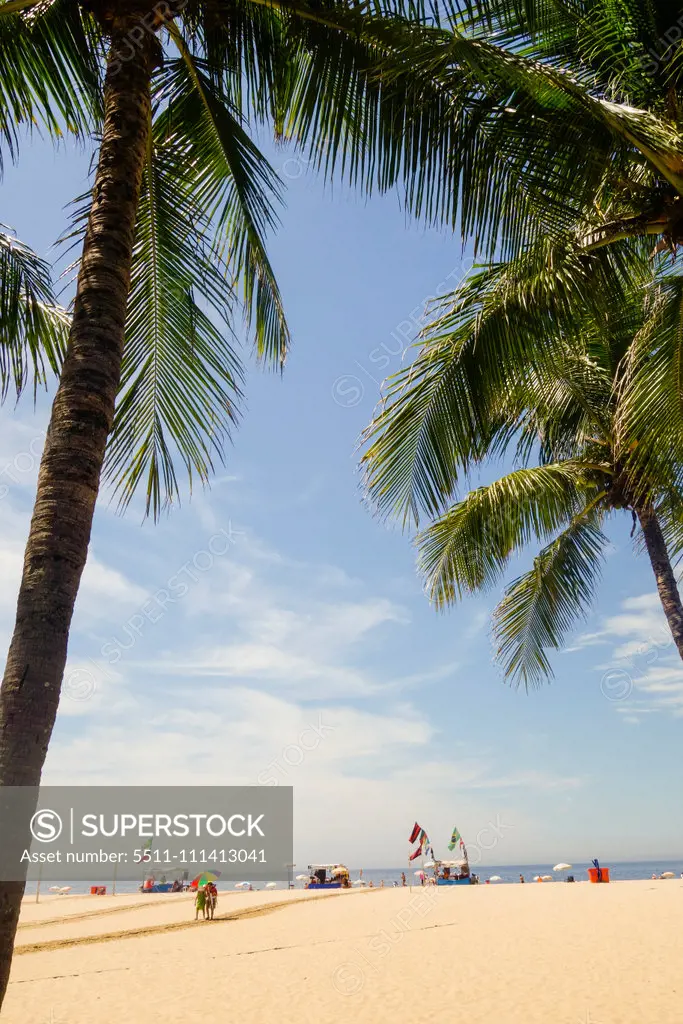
[637,505,683,661]
[0,30,158,1009]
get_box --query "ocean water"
[23,860,683,895]
[347,861,683,886]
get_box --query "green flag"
[447,825,461,851]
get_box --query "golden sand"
[4,880,681,1023]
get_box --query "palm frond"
[102,122,244,519]
[362,237,645,524]
[417,461,600,602]
[458,0,667,106]
[0,225,68,399]
[617,268,683,496]
[492,505,608,689]
[0,0,102,165]
[648,492,683,566]
[156,51,288,365]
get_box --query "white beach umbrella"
[488,875,502,882]
[414,870,425,877]
[424,860,436,869]
[266,882,277,888]
[295,874,309,881]
[661,871,675,879]
[352,879,364,886]
[553,863,572,872]
[48,886,61,892]
[541,875,553,882]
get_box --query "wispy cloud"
[574,590,683,720]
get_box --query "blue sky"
[1,133,682,869]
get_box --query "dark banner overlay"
[0,787,293,882]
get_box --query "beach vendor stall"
[436,858,472,885]
[306,864,350,889]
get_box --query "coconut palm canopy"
[362,0,683,688]
[363,244,683,687]
[1,0,458,516]
[6,0,683,515]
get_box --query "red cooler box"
[587,867,610,883]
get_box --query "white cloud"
[0,494,146,666]
[581,590,683,720]
[118,544,424,698]
[45,683,583,865]
[80,556,148,607]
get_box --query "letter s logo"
[30,809,63,843]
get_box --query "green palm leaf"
[103,126,244,519]
[617,269,683,496]
[492,507,609,688]
[362,237,644,524]
[157,47,289,365]
[417,461,602,602]
[0,0,101,163]
[0,225,68,399]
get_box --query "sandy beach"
[3,879,681,1023]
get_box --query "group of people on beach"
[194,881,218,920]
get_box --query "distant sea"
[23,860,683,895]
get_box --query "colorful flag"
[408,822,421,845]
[447,825,462,851]
[409,846,423,862]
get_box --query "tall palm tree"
[363,240,683,686]
[359,0,683,682]
[0,0,539,1001]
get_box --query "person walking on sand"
[206,882,218,920]
[195,885,207,920]
[519,874,525,883]
[401,872,406,887]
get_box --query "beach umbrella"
[48,886,61,892]
[352,879,364,886]
[414,870,425,877]
[488,875,502,882]
[295,874,309,881]
[541,875,553,882]
[533,876,542,881]
[424,860,436,869]
[191,871,221,889]
[553,863,572,872]
[661,871,675,879]
[266,882,277,888]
